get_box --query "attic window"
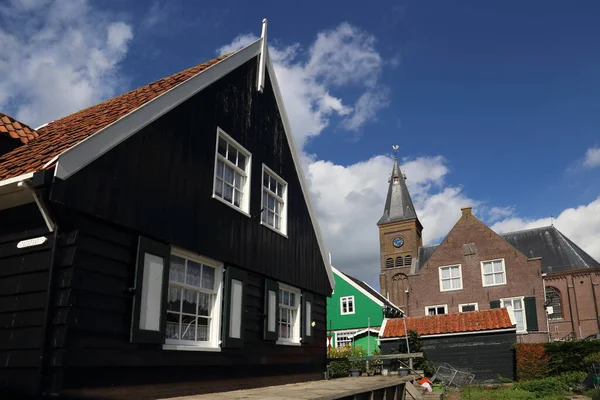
[213,128,252,214]
[386,258,394,268]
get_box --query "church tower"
[377,156,423,310]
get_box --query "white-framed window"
[501,297,526,332]
[481,259,506,287]
[261,165,288,235]
[165,249,223,349]
[335,329,359,348]
[213,128,251,214]
[425,305,448,315]
[340,296,355,315]
[439,265,462,291]
[459,303,479,312]
[277,284,301,344]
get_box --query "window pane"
[442,280,451,290]
[263,172,269,188]
[484,274,494,285]
[483,262,493,274]
[166,312,180,340]
[277,182,283,197]
[283,291,290,306]
[280,323,288,338]
[224,185,233,202]
[227,147,237,164]
[182,289,198,314]
[170,256,185,283]
[270,176,277,191]
[515,310,524,331]
[450,267,460,278]
[215,179,223,197]
[267,211,274,226]
[233,189,241,207]
[462,305,475,312]
[348,300,354,312]
[493,261,503,272]
[428,308,436,315]
[275,215,280,230]
[216,160,224,178]
[268,195,275,210]
[167,285,181,312]
[452,278,461,288]
[198,292,210,316]
[201,265,215,290]
[494,273,504,283]
[441,268,450,279]
[186,260,201,287]
[437,307,446,314]
[514,299,522,310]
[181,315,196,340]
[281,308,288,323]
[237,153,246,170]
[197,318,209,341]
[290,292,295,306]
[224,165,234,184]
[218,137,227,157]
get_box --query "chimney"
[461,206,472,217]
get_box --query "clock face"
[392,237,404,248]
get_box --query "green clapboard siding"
[354,333,380,355]
[326,270,385,331]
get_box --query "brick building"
[378,157,600,342]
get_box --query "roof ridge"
[497,225,554,236]
[554,228,594,268]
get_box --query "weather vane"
[392,144,399,157]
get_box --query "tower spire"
[377,152,419,226]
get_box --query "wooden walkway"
[162,376,412,400]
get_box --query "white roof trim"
[266,49,334,291]
[361,279,402,311]
[0,172,34,188]
[332,266,385,307]
[351,327,380,337]
[379,318,389,339]
[51,39,262,179]
[42,29,335,292]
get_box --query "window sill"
[260,221,288,238]
[440,288,463,292]
[482,282,507,288]
[276,340,301,346]
[340,312,356,316]
[212,194,251,217]
[163,344,222,352]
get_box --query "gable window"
[213,128,251,214]
[481,259,506,287]
[501,297,526,332]
[439,265,462,291]
[545,287,562,320]
[261,165,287,235]
[335,329,359,348]
[425,305,447,315]
[459,303,478,312]
[165,250,223,349]
[277,284,301,345]
[340,296,355,315]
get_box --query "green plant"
[544,340,600,375]
[327,344,368,378]
[512,372,587,398]
[584,352,600,370]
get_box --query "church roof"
[417,225,600,273]
[377,157,418,225]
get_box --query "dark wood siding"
[50,57,330,296]
[381,331,516,382]
[53,213,327,397]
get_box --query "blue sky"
[1,0,599,287]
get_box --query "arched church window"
[404,255,412,266]
[396,257,403,267]
[386,258,394,268]
[545,286,562,320]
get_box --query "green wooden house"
[327,266,402,355]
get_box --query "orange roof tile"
[0,113,40,145]
[0,54,231,181]
[381,308,514,338]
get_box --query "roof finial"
[392,144,399,158]
[550,215,554,226]
[257,18,268,93]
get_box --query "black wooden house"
[0,20,334,399]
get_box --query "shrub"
[583,352,600,370]
[544,341,600,375]
[327,344,367,378]
[514,343,549,381]
[512,372,587,398]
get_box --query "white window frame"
[212,127,252,216]
[459,303,479,312]
[425,304,448,315]
[501,296,527,333]
[340,295,355,315]
[334,329,359,348]
[276,283,301,346]
[261,164,288,237]
[481,258,507,287]
[163,248,224,351]
[439,264,463,292]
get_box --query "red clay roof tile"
[0,113,39,146]
[0,53,231,181]
[381,308,514,338]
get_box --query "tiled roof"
[0,54,230,181]
[381,308,514,338]
[0,113,39,145]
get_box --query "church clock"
[392,236,404,248]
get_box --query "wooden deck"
[162,376,412,400]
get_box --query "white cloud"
[216,34,259,56]
[141,1,170,30]
[0,0,134,127]
[584,147,600,168]
[491,198,600,262]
